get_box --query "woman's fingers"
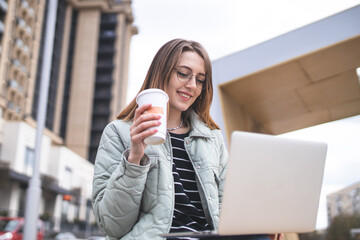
[133,103,151,121]
[130,123,159,143]
[128,104,162,164]
[132,104,161,130]
[131,114,161,141]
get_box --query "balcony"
[15,106,21,113]
[100,30,116,39]
[15,38,23,47]
[92,107,111,116]
[97,60,114,69]
[16,18,32,38]
[101,14,117,22]
[94,90,111,100]
[7,101,14,109]
[21,0,34,15]
[101,14,117,27]
[15,38,30,55]
[7,79,18,89]
[11,59,21,68]
[11,59,27,73]
[25,26,32,36]
[96,75,113,83]
[6,79,24,94]
[98,45,115,54]
[16,18,26,28]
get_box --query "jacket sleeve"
[91,121,150,238]
[215,130,228,206]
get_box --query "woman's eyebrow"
[177,65,191,69]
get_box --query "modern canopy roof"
[211,5,360,140]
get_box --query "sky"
[127,0,360,230]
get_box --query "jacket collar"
[188,111,214,139]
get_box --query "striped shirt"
[168,132,210,240]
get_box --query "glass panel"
[24,146,35,175]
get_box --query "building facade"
[0,0,137,233]
[327,181,360,222]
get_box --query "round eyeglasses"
[173,66,206,89]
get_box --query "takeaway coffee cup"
[136,89,169,145]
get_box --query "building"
[0,0,137,233]
[327,181,360,222]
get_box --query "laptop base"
[161,231,270,239]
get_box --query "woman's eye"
[197,79,204,84]
[178,71,189,78]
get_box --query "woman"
[91,39,277,240]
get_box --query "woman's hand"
[128,103,161,165]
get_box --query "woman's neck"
[167,110,188,134]
[167,112,182,130]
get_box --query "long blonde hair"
[117,39,219,130]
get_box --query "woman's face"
[166,51,205,117]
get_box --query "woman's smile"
[177,90,192,100]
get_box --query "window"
[24,147,35,176]
[63,167,72,189]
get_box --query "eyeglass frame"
[173,66,206,89]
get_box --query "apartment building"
[0,0,137,232]
[327,181,360,222]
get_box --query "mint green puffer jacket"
[91,112,228,239]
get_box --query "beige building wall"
[111,12,138,118]
[65,9,100,158]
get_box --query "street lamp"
[23,1,58,240]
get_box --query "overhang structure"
[211,5,360,142]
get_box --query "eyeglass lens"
[175,66,205,89]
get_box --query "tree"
[326,213,360,240]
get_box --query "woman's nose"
[185,75,197,88]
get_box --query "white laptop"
[161,130,327,238]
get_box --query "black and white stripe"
[168,132,210,239]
